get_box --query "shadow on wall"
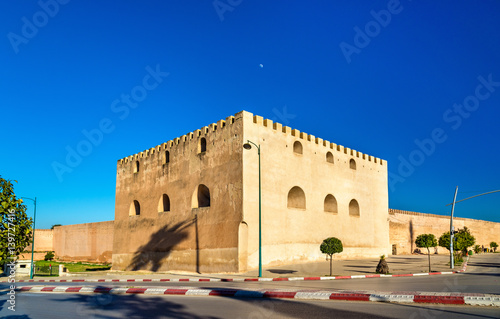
[129,218,195,272]
[409,220,414,254]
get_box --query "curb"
[12,283,499,307]
[4,260,468,284]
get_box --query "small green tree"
[415,234,437,272]
[473,245,481,254]
[439,227,476,262]
[439,231,460,263]
[490,242,498,252]
[44,251,55,261]
[0,176,33,267]
[320,237,343,276]
[455,227,475,255]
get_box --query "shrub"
[473,245,481,254]
[44,251,55,261]
[490,242,498,252]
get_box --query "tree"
[439,227,476,262]
[455,227,475,255]
[490,242,498,252]
[44,251,55,261]
[320,237,343,276]
[473,245,481,254]
[415,234,437,272]
[0,176,33,267]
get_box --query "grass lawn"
[35,260,111,272]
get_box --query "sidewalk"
[4,254,464,282]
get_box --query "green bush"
[473,245,481,254]
[44,251,55,261]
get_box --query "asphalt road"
[2,293,500,319]
[1,254,498,318]
[3,254,499,295]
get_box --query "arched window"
[134,161,139,173]
[158,194,170,212]
[192,184,210,208]
[293,141,303,154]
[349,199,360,216]
[129,200,140,216]
[324,194,338,213]
[349,159,356,170]
[165,151,170,164]
[199,137,207,153]
[287,186,306,209]
[326,152,334,163]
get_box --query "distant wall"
[52,221,114,263]
[389,209,500,255]
[26,229,54,253]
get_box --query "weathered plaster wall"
[26,229,54,252]
[241,111,391,271]
[112,114,244,273]
[389,209,500,254]
[18,252,46,261]
[52,221,114,263]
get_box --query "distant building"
[112,111,391,272]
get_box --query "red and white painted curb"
[13,284,499,307]
[6,260,468,284]
[3,258,468,284]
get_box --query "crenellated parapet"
[247,111,386,166]
[117,114,238,165]
[117,110,386,167]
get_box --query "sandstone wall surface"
[389,209,500,255]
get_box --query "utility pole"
[449,187,458,269]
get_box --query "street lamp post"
[21,197,37,279]
[449,187,458,269]
[446,188,500,269]
[243,140,262,277]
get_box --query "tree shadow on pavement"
[266,269,297,274]
[468,262,500,268]
[217,295,391,319]
[56,292,220,319]
[129,218,195,272]
[55,291,393,319]
[384,301,500,319]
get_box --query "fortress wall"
[241,111,391,270]
[25,229,54,253]
[389,209,500,254]
[112,113,244,273]
[52,221,114,263]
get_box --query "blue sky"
[2,1,499,228]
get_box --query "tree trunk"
[329,255,333,276]
[427,247,431,272]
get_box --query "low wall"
[53,221,114,263]
[18,252,46,261]
[389,209,500,255]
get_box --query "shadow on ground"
[50,290,394,319]
[56,291,220,319]
[266,269,297,274]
